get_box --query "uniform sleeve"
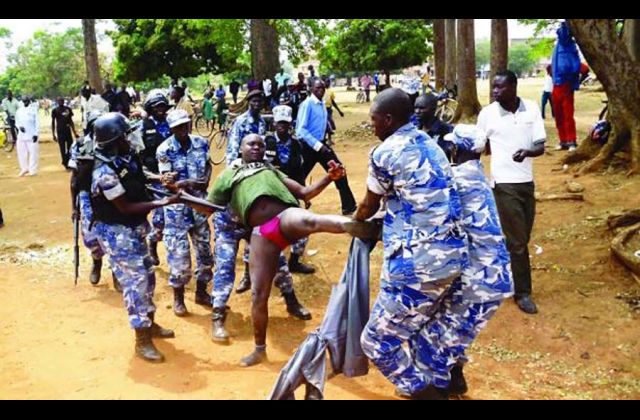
[226,117,243,165]
[366,146,397,196]
[97,166,125,201]
[476,108,488,134]
[156,144,172,173]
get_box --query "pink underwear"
[252,211,291,250]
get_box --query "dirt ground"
[1,80,639,400]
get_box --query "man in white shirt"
[15,96,40,177]
[477,70,546,315]
[541,65,554,119]
[80,88,110,136]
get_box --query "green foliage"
[518,19,561,37]
[0,27,10,38]
[508,43,538,77]
[318,19,432,74]
[110,19,325,84]
[3,28,88,98]
[110,19,246,83]
[476,39,490,68]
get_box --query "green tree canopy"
[318,19,432,75]
[475,39,490,69]
[3,28,87,98]
[508,43,538,77]
[110,19,326,83]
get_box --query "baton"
[146,186,226,212]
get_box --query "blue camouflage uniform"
[156,134,213,289]
[143,117,172,244]
[410,156,514,388]
[91,154,156,329]
[226,110,267,166]
[69,136,104,260]
[360,123,468,395]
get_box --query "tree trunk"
[81,19,102,94]
[452,19,482,123]
[563,19,640,176]
[623,19,640,62]
[444,19,457,91]
[490,19,508,102]
[250,19,280,90]
[434,19,446,91]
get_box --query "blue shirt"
[295,94,327,151]
[366,123,467,288]
[274,133,292,165]
[226,110,267,165]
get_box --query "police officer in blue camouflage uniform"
[211,93,310,343]
[69,110,121,291]
[355,88,468,400]
[405,124,514,398]
[141,90,173,266]
[157,109,214,317]
[91,112,179,363]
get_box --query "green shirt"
[203,98,215,121]
[208,162,299,226]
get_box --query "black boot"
[148,240,160,266]
[410,384,449,400]
[211,307,230,343]
[173,286,188,317]
[89,258,102,285]
[448,364,468,396]
[148,312,175,339]
[235,264,251,294]
[288,254,316,274]
[134,327,164,363]
[283,290,312,320]
[112,272,123,293]
[195,282,213,307]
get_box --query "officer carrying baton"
[146,186,226,213]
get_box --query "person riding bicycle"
[1,90,20,142]
[140,90,174,266]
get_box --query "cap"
[166,109,191,128]
[443,124,487,153]
[246,90,264,101]
[272,105,292,123]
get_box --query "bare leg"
[239,233,281,367]
[279,208,350,242]
[279,208,379,243]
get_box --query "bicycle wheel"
[2,129,15,152]
[209,130,227,165]
[195,115,215,138]
[356,93,365,104]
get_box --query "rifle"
[146,186,226,213]
[73,193,80,286]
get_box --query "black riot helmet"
[143,90,170,113]
[94,112,131,150]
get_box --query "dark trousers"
[0,207,4,225]
[301,144,357,214]
[56,129,73,168]
[493,182,536,298]
[541,91,554,119]
[364,88,371,102]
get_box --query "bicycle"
[208,110,239,166]
[193,100,216,139]
[355,88,366,104]
[0,115,16,152]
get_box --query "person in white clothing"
[15,96,40,176]
[477,70,546,315]
[80,88,110,136]
[541,65,554,119]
